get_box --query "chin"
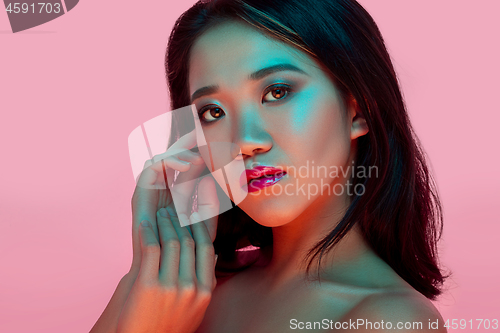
[237,193,307,227]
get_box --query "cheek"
[199,122,227,141]
[275,91,351,167]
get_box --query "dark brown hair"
[165,0,447,299]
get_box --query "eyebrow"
[190,63,307,103]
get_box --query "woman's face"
[188,20,367,227]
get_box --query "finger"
[169,129,197,152]
[190,213,216,290]
[156,149,204,166]
[153,155,192,174]
[170,212,197,284]
[131,162,170,264]
[130,130,201,274]
[166,204,194,238]
[150,150,202,173]
[140,154,205,220]
[212,254,218,292]
[133,178,161,224]
[138,220,160,282]
[156,208,180,286]
[138,157,189,191]
[170,162,208,217]
[148,130,200,174]
[196,176,220,243]
[137,146,200,192]
[131,184,161,273]
[135,129,202,191]
[132,156,186,260]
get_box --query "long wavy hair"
[165,0,447,299]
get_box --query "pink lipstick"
[241,166,287,193]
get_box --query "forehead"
[188,20,318,91]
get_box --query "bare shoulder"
[340,290,447,332]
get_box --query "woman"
[91,0,447,332]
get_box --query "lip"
[240,166,287,193]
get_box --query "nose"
[231,107,273,159]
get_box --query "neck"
[257,190,375,289]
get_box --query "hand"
[89,129,219,333]
[129,129,219,275]
[117,129,219,332]
[116,206,218,333]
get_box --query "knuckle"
[179,282,197,297]
[156,210,166,220]
[180,237,195,249]
[157,213,172,226]
[156,216,168,227]
[143,159,152,169]
[163,238,181,252]
[142,243,161,255]
[136,276,158,290]
[197,288,213,304]
[197,243,215,256]
[159,284,178,297]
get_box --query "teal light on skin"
[189,20,371,281]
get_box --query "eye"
[262,84,293,103]
[198,106,225,124]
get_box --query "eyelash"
[197,84,293,124]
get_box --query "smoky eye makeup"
[262,83,294,103]
[197,104,225,124]
[195,79,302,124]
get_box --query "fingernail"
[214,254,218,267]
[179,214,190,227]
[141,220,151,228]
[159,208,168,217]
[179,160,190,165]
[166,206,176,216]
[191,212,201,223]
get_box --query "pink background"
[1,1,498,332]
